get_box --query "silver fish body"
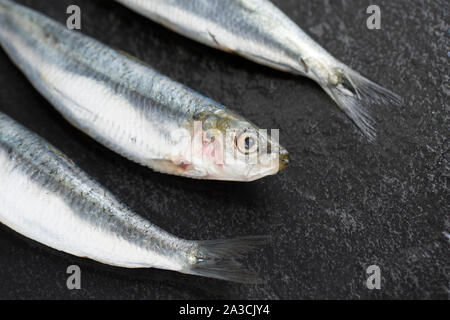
[116,0,402,141]
[117,0,322,75]
[0,111,264,283]
[0,0,288,181]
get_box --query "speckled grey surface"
[0,0,448,299]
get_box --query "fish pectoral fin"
[206,30,236,54]
[147,159,195,176]
[207,31,221,47]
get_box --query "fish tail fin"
[316,64,402,142]
[186,236,267,284]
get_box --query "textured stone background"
[0,0,448,299]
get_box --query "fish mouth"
[278,148,290,171]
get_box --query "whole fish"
[116,0,402,141]
[0,0,288,181]
[0,111,265,283]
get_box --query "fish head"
[187,108,289,181]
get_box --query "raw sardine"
[0,0,288,181]
[116,0,402,141]
[0,111,265,283]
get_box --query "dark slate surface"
[0,0,448,299]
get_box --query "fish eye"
[235,131,258,154]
